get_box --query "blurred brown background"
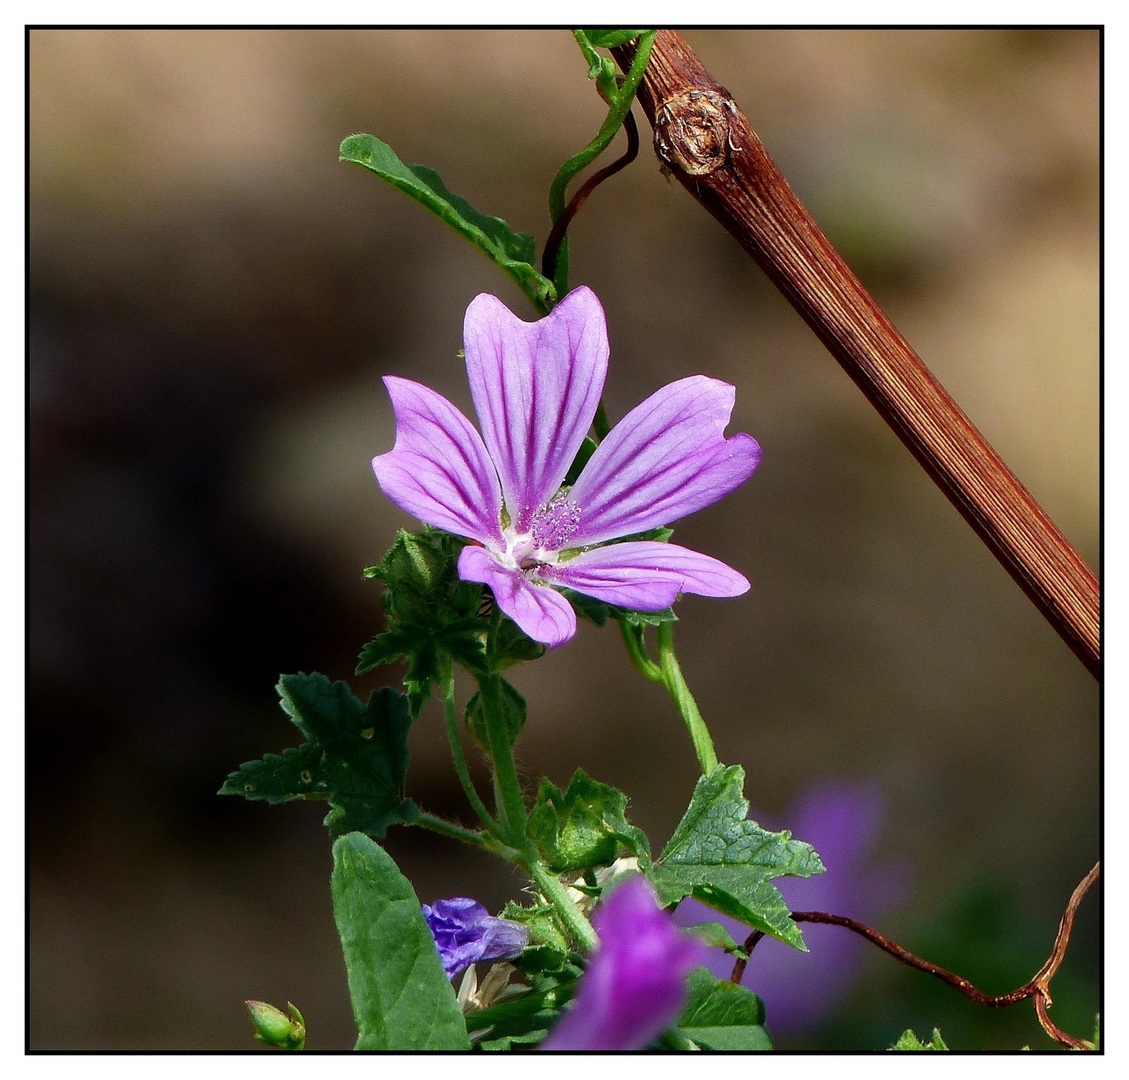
[29,28,1099,1050]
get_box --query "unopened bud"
[245,999,306,1050]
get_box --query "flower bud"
[246,1000,306,1050]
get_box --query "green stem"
[476,672,529,844]
[414,811,495,851]
[549,31,657,224]
[547,30,657,300]
[440,659,505,841]
[526,859,599,954]
[619,621,664,683]
[657,622,719,774]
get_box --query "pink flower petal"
[541,877,707,1051]
[457,545,577,648]
[372,377,504,547]
[568,376,761,546]
[464,287,608,534]
[538,541,750,610]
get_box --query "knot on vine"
[654,88,734,176]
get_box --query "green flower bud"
[245,1000,306,1050]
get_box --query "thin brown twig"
[542,108,640,285]
[612,31,1099,678]
[729,860,1099,1050]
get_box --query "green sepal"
[500,899,572,955]
[340,134,555,313]
[563,436,598,485]
[359,529,489,715]
[465,677,527,749]
[581,29,648,50]
[558,587,678,630]
[527,768,651,872]
[613,525,675,544]
[219,673,418,838]
[889,1028,949,1051]
[491,617,547,667]
[331,833,470,1050]
[649,764,824,950]
[368,529,482,628]
[673,968,772,1051]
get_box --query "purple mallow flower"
[422,897,529,979]
[541,876,708,1052]
[372,287,761,647]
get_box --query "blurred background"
[29,28,1099,1050]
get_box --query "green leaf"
[674,968,772,1051]
[649,764,824,950]
[220,673,418,838]
[340,134,555,312]
[889,1027,949,1051]
[582,29,648,50]
[683,921,749,959]
[464,963,581,1049]
[527,768,651,872]
[331,833,470,1050]
[465,677,527,749]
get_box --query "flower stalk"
[440,659,507,844]
[526,859,599,954]
[657,622,719,775]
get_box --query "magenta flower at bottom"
[541,877,708,1052]
[372,286,761,648]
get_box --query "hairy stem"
[476,672,529,845]
[440,659,505,841]
[414,811,494,851]
[526,859,599,954]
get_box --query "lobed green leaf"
[889,1027,949,1051]
[650,764,824,949]
[220,673,418,838]
[331,833,470,1050]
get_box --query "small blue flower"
[422,897,529,979]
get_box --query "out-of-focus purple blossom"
[372,287,760,648]
[422,897,528,979]
[541,876,708,1052]
[675,779,907,1039]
